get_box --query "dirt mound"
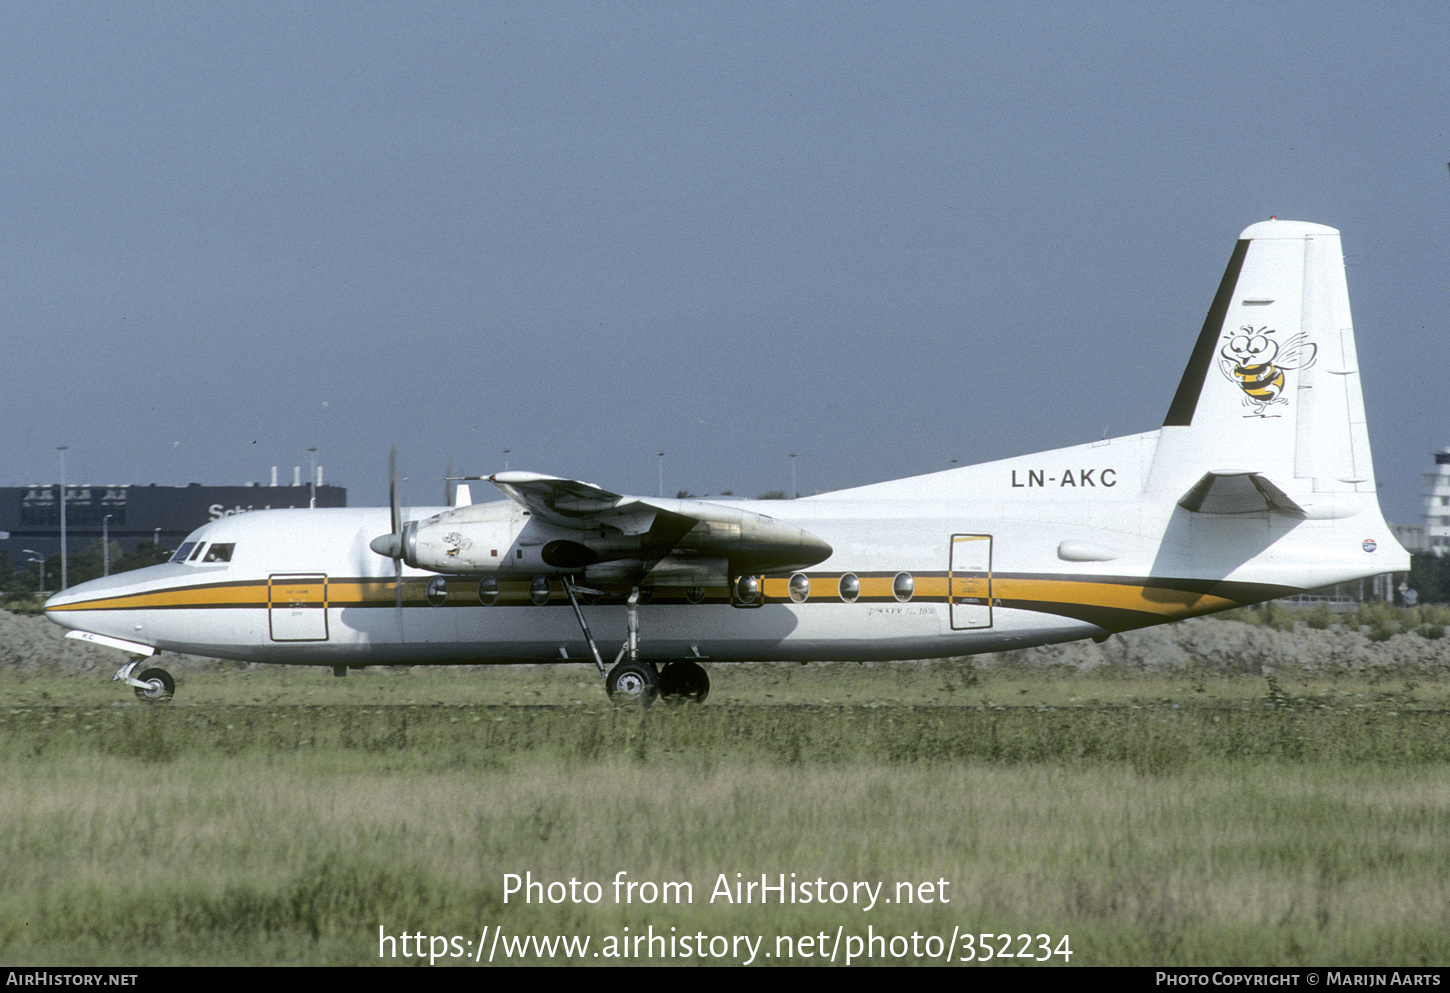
[1011,616,1450,674]
[0,610,213,674]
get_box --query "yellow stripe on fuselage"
[994,577,1236,617]
[48,572,1243,622]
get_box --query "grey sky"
[3,2,1446,522]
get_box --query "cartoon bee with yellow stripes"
[1219,326,1317,417]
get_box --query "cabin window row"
[422,571,919,607]
[784,572,914,604]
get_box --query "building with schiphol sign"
[0,476,346,561]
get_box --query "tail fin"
[1148,219,1378,517]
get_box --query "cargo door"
[269,573,329,641]
[949,534,993,630]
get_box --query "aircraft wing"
[489,472,664,535]
[357,470,836,583]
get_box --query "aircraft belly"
[321,601,1104,665]
[122,594,1108,666]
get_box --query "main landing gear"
[603,659,711,707]
[560,576,710,706]
[114,658,175,703]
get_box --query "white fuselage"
[43,219,1411,670]
[42,430,1401,669]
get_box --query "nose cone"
[43,583,88,623]
[370,533,402,558]
[799,529,833,566]
[40,568,165,642]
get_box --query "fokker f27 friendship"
[46,220,1409,703]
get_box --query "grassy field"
[2,661,1449,966]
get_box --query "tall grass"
[2,683,1449,965]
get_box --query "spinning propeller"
[368,447,409,615]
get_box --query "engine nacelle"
[391,493,832,579]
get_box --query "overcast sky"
[3,2,1446,523]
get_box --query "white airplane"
[45,219,1409,704]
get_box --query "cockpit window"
[189,543,207,561]
[170,542,198,563]
[203,543,235,563]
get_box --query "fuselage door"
[949,534,993,630]
[269,573,329,642]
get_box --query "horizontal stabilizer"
[1177,471,1305,516]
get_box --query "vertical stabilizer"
[1148,220,1376,508]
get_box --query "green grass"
[3,664,1450,966]
[7,657,1450,711]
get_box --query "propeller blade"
[389,446,401,538]
[390,447,404,613]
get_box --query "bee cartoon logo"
[1218,326,1317,418]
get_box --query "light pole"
[503,448,510,472]
[657,452,665,498]
[307,446,318,509]
[103,514,113,576]
[789,452,797,499]
[23,551,44,595]
[57,446,68,590]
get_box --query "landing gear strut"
[561,578,710,706]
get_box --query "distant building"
[1426,447,1450,557]
[1391,521,1427,555]
[0,479,346,560]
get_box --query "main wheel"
[134,667,175,703]
[658,661,710,703]
[606,661,659,706]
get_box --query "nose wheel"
[133,667,175,702]
[113,658,175,703]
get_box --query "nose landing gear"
[114,658,175,703]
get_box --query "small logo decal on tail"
[1362,539,1377,553]
[1218,326,1317,417]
